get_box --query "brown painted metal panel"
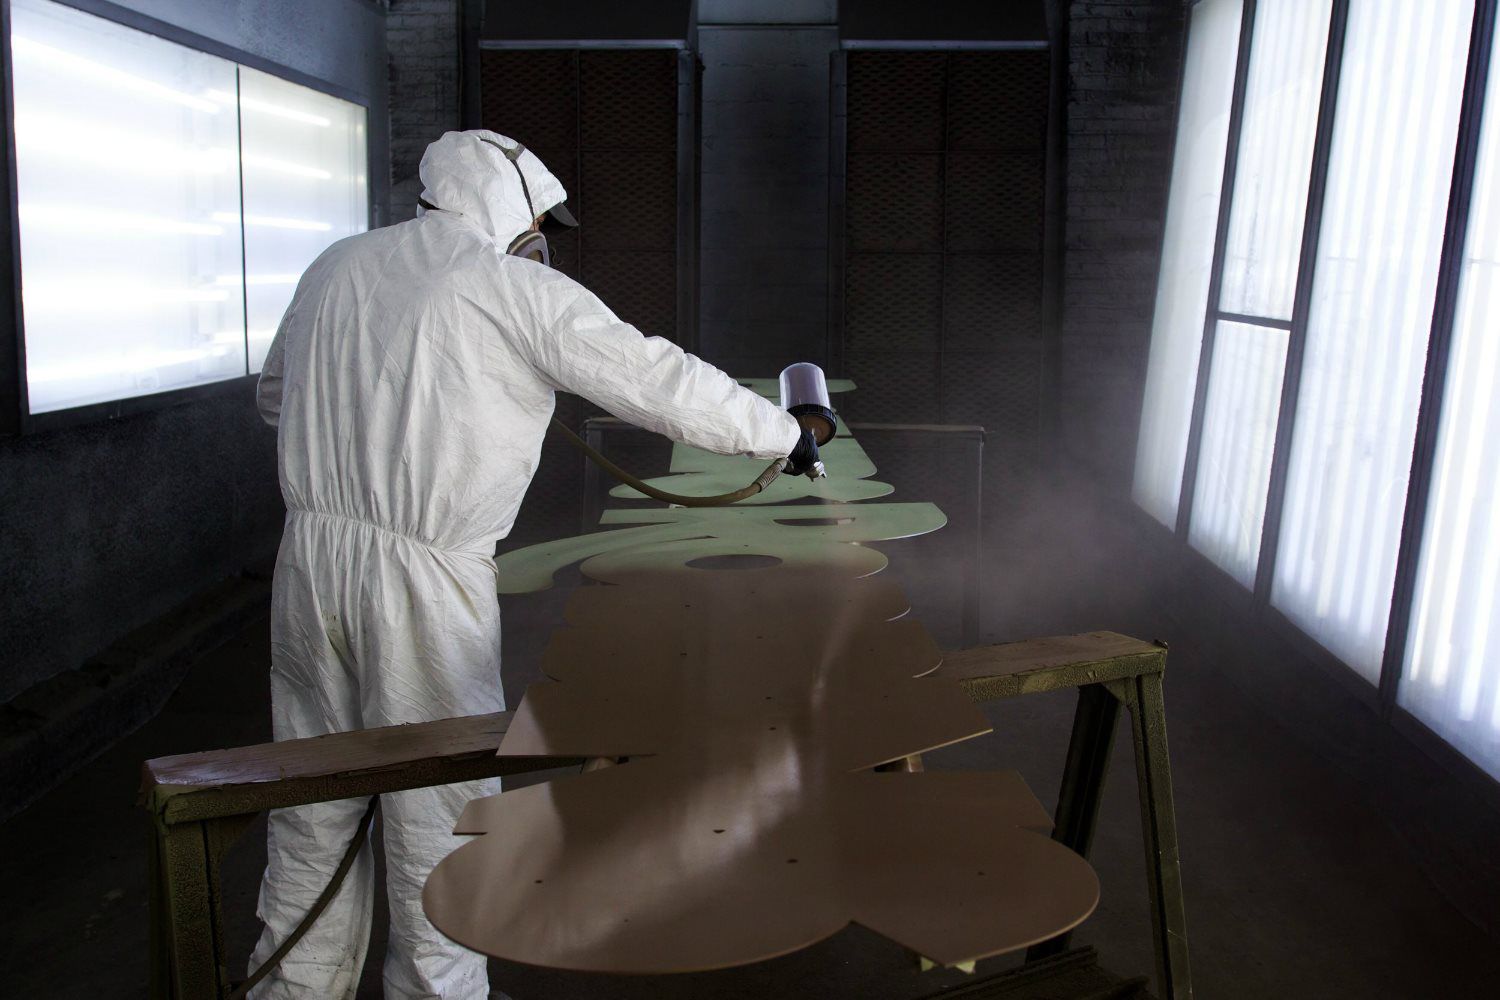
[428,760,1097,973]
[427,560,1098,972]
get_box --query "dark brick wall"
[388,0,461,223]
[1060,0,1186,489]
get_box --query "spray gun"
[780,362,838,482]
[551,363,839,506]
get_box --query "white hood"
[417,129,569,246]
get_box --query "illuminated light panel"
[10,35,223,113]
[22,281,230,308]
[27,345,236,383]
[10,0,367,412]
[1218,0,1333,320]
[12,0,246,413]
[208,90,331,127]
[1400,4,1500,780]
[213,211,333,232]
[20,203,224,236]
[238,65,368,374]
[1188,322,1289,587]
[1133,0,1244,528]
[13,115,233,174]
[243,154,333,180]
[1272,0,1475,681]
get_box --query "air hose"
[550,417,789,507]
[231,796,379,1000]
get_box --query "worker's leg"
[380,778,502,998]
[249,521,376,999]
[357,547,506,1000]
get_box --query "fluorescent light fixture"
[242,154,333,180]
[10,35,222,113]
[10,0,368,410]
[213,212,333,232]
[208,90,331,127]
[27,345,233,383]
[19,203,224,236]
[14,115,233,174]
[22,280,230,307]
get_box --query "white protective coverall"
[250,129,800,998]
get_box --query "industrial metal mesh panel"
[547,228,581,280]
[945,152,1044,252]
[583,251,677,337]
[841,353,941,424]
[539,153,580,211]
[842,49,1050,455]
[846,153,944,252]
[479,50,578,157]
[580,50,677,149]
[580,149,677,250]
[940,349,1041,440]
[947,51,1049,150]
[944,253,1043,348]
[482,44,684,361]
[845,253,942,353]
[847,51,945,151]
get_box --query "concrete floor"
[3,464,1500,998]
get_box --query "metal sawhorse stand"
[942,631,1191,1000]
[142,631,1188,999]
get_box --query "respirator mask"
[418,136,576,266]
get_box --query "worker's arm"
[256,311,290,428]
[517,271,801,459]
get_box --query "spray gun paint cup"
[779,363,839,446]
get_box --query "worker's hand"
[785,428,824,479]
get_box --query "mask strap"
[479,137,538,223]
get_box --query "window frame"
[1140,0,1500,756]
[0,0,374,434]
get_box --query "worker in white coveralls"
[251,129,819,998]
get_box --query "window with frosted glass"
[7,0,369,416]
[1186,0,1331,590]
[1217,0,1332,320]
[1272,0,1474,681]
[1188,322,1287,587]
[238,67,368,373]
[11,0,245,413]
[1132,0,1242,529]
[1400,21,1500,781]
